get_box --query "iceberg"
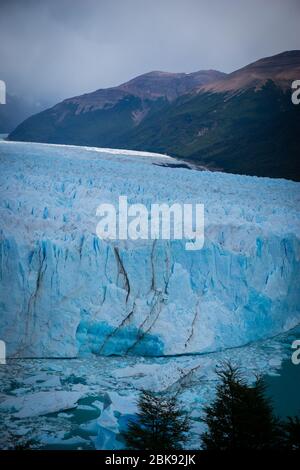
[0,390,82,418]
[0,140,299,357]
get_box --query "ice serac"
[0,141,299,357]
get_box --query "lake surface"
[1,325,299,450]
[265,359,300,418]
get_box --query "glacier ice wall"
[0,141,299,357]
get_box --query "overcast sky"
[0,0,299,103]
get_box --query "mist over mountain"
[0,93,50,133]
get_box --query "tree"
[122,390,190,450]
[282,416,300,450]
[201,362,281,450]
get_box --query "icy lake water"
[0,325,299,450]
[264,359,300,419]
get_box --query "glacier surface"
[0,140,299,357]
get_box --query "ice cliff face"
[0,141,299,357]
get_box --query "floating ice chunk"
[268,357,282,367]
[77,404,96,411]
[80,420,99,434]
[97,408,119,433]
[0,391,82,418]
[108,392,138,415]
[57,412,73,418]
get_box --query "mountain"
[0,93,49,133]
[201,50,300,92]
[1,141,299,356]
[8,69,225,146]
[121,51,300,180]
[8,51,300,180]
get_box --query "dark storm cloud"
[0,0,299,103]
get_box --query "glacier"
[0,140,300,358]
